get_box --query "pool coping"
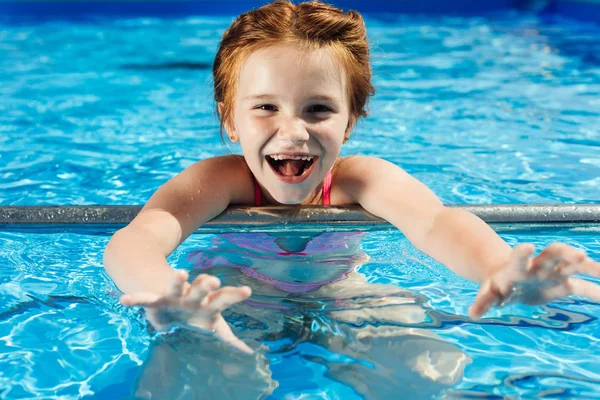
[1,204,599,233]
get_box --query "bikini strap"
[323,169,332,206]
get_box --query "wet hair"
[212,0,375,138]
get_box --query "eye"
[307,104,333,113]
[255,104,278,112]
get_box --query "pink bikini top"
[189,169,363,294]
[253,170,332,206]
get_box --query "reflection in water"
[130,232,594,399]
[133,331,277,399]
[132,232,468,399]
[504,373,600,397]
[448,373,600,398]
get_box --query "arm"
[103,155,254,294]
[103,155,255,352]
[335,156,511,283]
[336,156,600,318]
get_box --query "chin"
[271,188,311,205]
[273,195,306,205]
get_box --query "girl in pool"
[104,0,600,369]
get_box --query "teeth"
[269,155,314,161]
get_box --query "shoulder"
[192,154,248,170]
[334,155,406,176]
[132,155,254,250]
[331,156,410,204]
[181,154,250,181]
[157,154,255,206]
[192,154,254,204]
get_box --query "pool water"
[1,12,600,205]
[1,228,600,398]
[1,10,600,400]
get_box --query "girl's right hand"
[120,269,253,354]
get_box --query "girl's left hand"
[469,243,600,319]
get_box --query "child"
[103,0,600,387]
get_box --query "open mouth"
[265,154,318,183]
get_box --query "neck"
[259,182,325,206]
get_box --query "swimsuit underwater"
[188,170,364,293]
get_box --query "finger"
[567,278,600,302]
[167,269,189,298]
[186,274,221,304]
[559,258,600,278]
[204,286,252,312]
[120,292,161,307]
[469,279,504,319]
[530,243,585,273]
[191,273,221,290]
[509,243,535,273]
[213,316,254,354]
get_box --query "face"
[225,44,354,204]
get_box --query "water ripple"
[0,14,599,204]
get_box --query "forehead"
[237,44,347,99]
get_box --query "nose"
[278,116,309,144]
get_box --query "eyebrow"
[242,94,278,101]
[308,94,339,102]
[242,94,340,102]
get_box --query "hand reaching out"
[121,269,253,354]
[469,243,600,319]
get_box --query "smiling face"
[224,44,354,205]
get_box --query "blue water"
[2,228,600,398]
[1,13,599,205]
[1,11,600,400]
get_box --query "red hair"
[212,0,375,137]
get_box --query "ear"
[343,115,356,143]
[218,102,238,143]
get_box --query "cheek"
[316,118,348,144]
[250,117,275,133]
[238,122,271,162]
[237,114,275,140]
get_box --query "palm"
[144,297,215,331]
[121,270,253,353]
